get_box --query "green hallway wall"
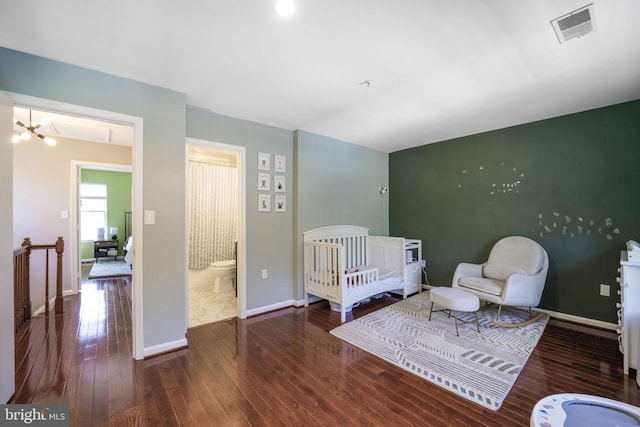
[389,99,640,323]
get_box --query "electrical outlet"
[600,284,610,297]
[261,269,268,279]
[420,260,426,268]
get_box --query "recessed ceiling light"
[274,0,296,18]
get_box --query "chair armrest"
[452,262,484,288]
[501,266,548,307]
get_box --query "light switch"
[144,210,155,225]
[60,210,68,219]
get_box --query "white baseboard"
[422,285,618,331]
[535,308,618,331]
[394,285,619,333]
[293,295,321,307]
[143,338,188,358]
[32,304,47,317]
[32,291,78,316]
[246,299,298,317]
[247,295,324,317]
[32,299,55,316]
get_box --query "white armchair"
[452,236,549,327]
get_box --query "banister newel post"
[55,236,64,315]
[22,237,31,255]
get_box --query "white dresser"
[617,251,640,377]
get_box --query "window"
[80,183,107,241]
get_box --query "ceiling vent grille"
[551,3,596,44]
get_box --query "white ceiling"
[1,0,639,153]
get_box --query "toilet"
[530,394,640,426]
[210,260,236,293]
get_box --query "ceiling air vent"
[551,3,597,44]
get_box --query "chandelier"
[12,109,57,146]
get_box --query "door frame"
[71,161,132,293]
[9,92,145,360]
[185,137,247,322]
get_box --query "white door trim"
[8,93,145,360]
[71,161,132,294]
[185,137,247,321]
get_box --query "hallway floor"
[83,262,237,327]
[11,278,640,426]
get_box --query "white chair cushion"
[482,236,543,281]
[458,276,504,296]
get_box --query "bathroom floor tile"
[189,287,237,327]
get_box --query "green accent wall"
[80,169,132,259]
[389,99,640,323]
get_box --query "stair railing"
[13,236,64,333]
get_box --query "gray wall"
[389,99,640,324]
[186,109,390,306]
[186,105,295,309]
[0,47,390,377]
[0,47,187,351]
[13,137,132,306]
[0,92,15,402]
[293,130,389,300]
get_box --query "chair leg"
[454,311,459,336]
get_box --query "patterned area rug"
[330,290,549,410]
[88,260,132,279]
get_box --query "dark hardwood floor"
[11,276,640,426]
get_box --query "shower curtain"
[188,159,238,270]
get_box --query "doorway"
[185,138,246,327]
[74,164,132,289]
[9,92,145,360]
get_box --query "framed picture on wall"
[258,194,271,212]
[274,175,285,192]
[274,154,286,173]
[258,152,270,171]
[275,195,286,212]
[258,173,270,191]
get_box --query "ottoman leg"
[429,302,434,320]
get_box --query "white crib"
[303,225,412,323]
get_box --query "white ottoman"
[429,287,480,336]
